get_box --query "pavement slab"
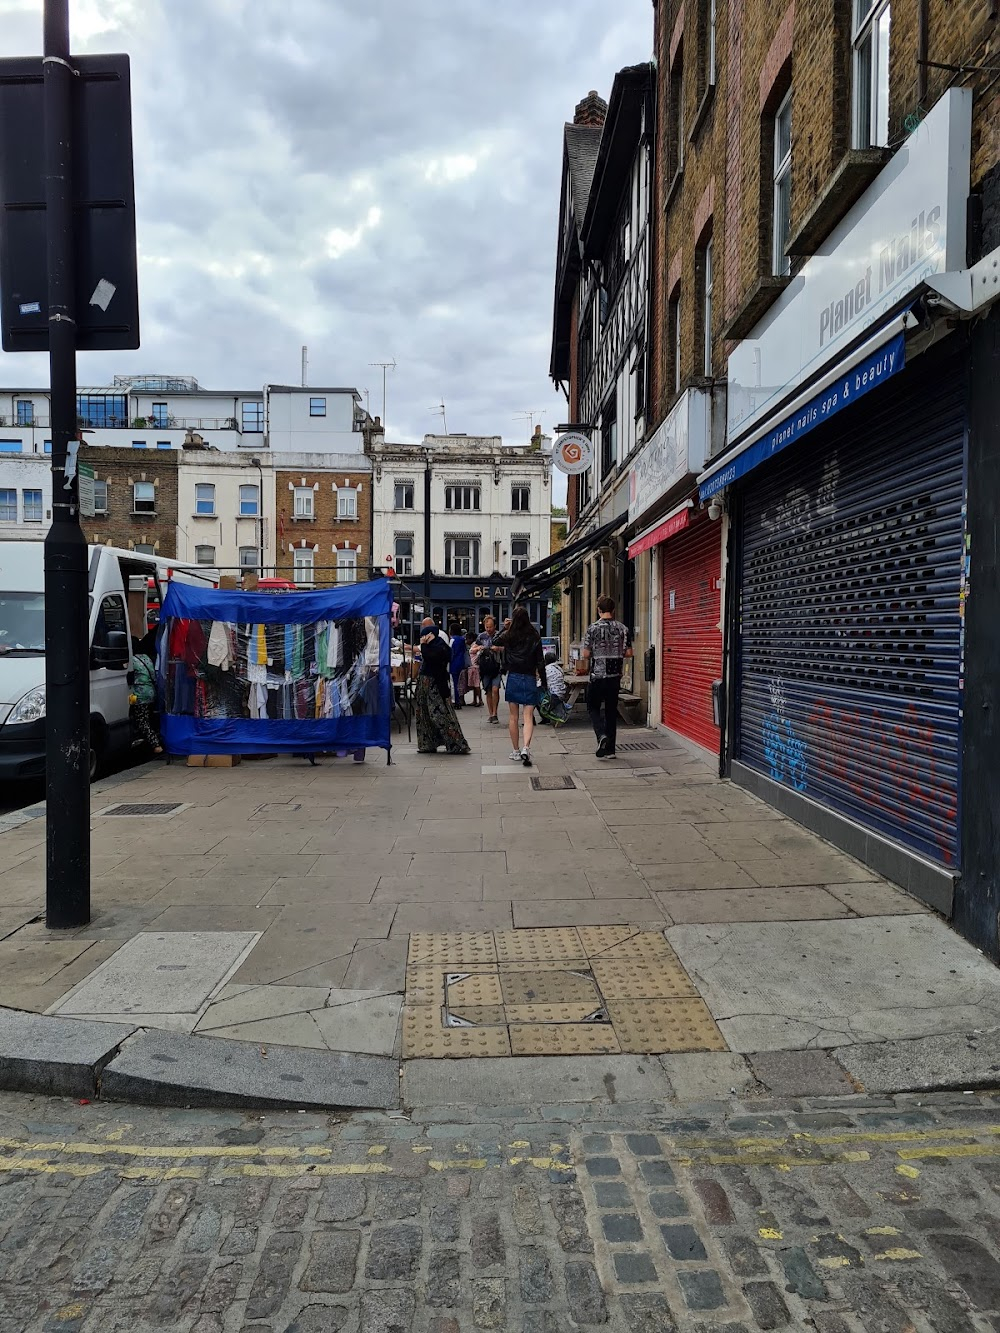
[668,915,1000,1051]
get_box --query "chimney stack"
[573,90,608,128]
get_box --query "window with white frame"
[22,490,42,523]
[701,236,714,373]
[511,485,530,513]
[93,479,108,514]
[668,292,682,395]
[393,534,413,575]
[239,547,258,569]
[309,397,326,417]
[239,483,259,516]
[511,538,530,575]
[293,486,314,519]
[15,400,34,426]
[336,548,358,583]
[151,402,169,427]
[394,480,414,510]
[853,0,890,148]
[294,548,315,585]
[337,488,358,519]
[445,537,479,576]
[195,545,216,565]
[133,481,156,514]
[195,482,215,515]
[772,91,792,277]
[0,490,16,522]
[445,484,480,511]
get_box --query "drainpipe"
[917,0,928,106]
[423,449,432,604]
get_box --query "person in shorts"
[473,615,501,724]
[493,607,546,766]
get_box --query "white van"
[0,542,217,780]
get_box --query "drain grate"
[99,802,186,817]
[530,775,577,791]
[617,740,668,752]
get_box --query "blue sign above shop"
[699,332,906,500]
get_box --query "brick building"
[275,456,373,587]
[78,445,180,557]
[646,0,1000,953]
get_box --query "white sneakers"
[521,748,532,767]
[508,750,522,761]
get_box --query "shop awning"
[699,310,916,501]
[627,500,693,559]
[512,512,629,600]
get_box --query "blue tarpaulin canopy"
[158,578,393,757]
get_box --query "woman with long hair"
[493,606,545,767]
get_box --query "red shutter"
[661,515,723,752]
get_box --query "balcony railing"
[77,416,241,431]
[0,417,50,429]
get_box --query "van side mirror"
[92,629,129,670]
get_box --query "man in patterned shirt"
[581,595,633,759]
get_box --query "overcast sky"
[0,0,651,499]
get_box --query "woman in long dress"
[414,619,471,755]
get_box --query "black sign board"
[0,53,138,352]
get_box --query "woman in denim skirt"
[493,606,546,767]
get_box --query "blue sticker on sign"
[18,301,41,315]
[700,331,907,500]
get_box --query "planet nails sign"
[699,333,906,500]
[819,208,943,348]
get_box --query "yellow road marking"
[896,1143,1000,1162]
[759,1227,783,1240]
[674,1150,870,1169]
[428,1159,488,1171]
[878,1248,922,1261]
[367,1145,388,1156]
[668,1124,1000,1151]
[817,1256,852,1269]
[509,1156,574,1172]
[896,1164,921,1178]
[866,1226,900,1235]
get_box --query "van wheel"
[89,723,106,782]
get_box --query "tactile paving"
[402,1007,511,1058]
[509,1023,622,1056]
[504,1003,608,1025]
[494,927,584,962]
[407,932,498,965]
[577,925,637,954]
[499,969,599,1006]
[405,965,496,1006]
[445,973,505,1007]
[606,999,728,1053]
[594,931,678,961]
[590,958,697,1000]
[443,1005,507,1027]
[498,958,590,973]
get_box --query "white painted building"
[370,431,552,632]
[0,377,365,455]
[174,452,278,577]
[0,455,52,541]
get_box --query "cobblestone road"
[1,1089,999,1332]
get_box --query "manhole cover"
[617,740,667,751]
[99,802,186,817]
[530,775,577,791]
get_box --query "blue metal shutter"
[736,344,965,870]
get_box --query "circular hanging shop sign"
[553,431,593,475]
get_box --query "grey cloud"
[0,0,649,477]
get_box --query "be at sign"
[0,54,139,352]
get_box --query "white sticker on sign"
[18,300,41,315]
[89,279,116,312]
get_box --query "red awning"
[627,504,691,558]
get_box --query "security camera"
[708,498,723,521]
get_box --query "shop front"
[627,387,718,748]
[700,88,983,916]
[393,579,548,642]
